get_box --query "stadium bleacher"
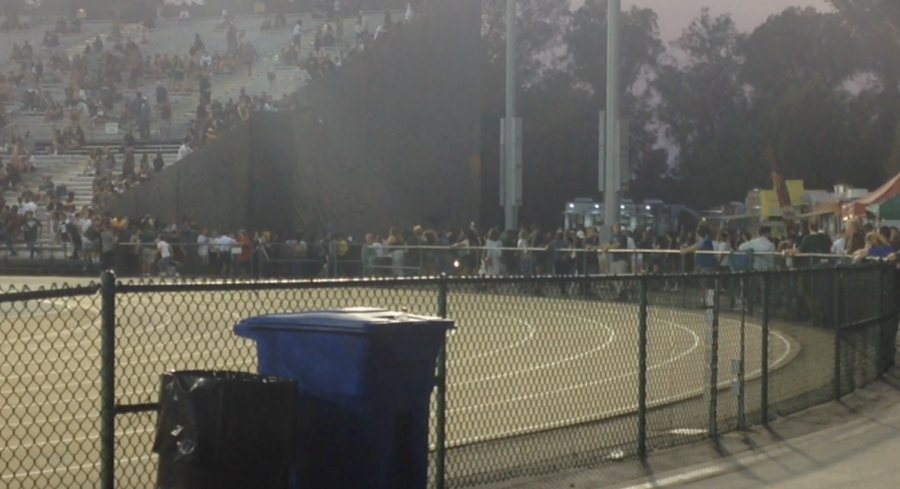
[0,11,391,260]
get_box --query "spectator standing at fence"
[82,217,98,263]
[157,234,174,275]
[236,229,252,275]
[482,229,502,277]
[140,226,157,276]
[582,227,600,277]
[22,211,40,258]
[843,220,866,254]
[601,224,629,300]
[681,226,716,273]
[602,223,629,275]
[100,225,117,270]
[218,232,237,275]
[787,222,832,267]
[197,229,209,270]
[738,226,776,270]
[714,231,732,271]
[385,227,405,277]
[857,232,894,259]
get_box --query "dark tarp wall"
[106,121,252,232]
[292,0,482,236]
[106,0,481,238]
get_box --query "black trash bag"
[153,370,298,489]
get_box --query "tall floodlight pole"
[503,0,519,232]
[603,0,621,230]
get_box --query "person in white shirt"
[626,232,640,273]
[714,231,733,269]
[738,226,776,270]
[831,236,847,255]
[19,199,37,216]
[197,230,209,268]
[517,229,532,276]
[176,140,192,161]
[217,234,236,275]
[157,235,173,275]
[292,19,303,46]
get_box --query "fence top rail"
[115,240,858,259]
[0,282,100,302]
[111,263,891,293]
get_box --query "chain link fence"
[0,265,896,488]
[0,282,101,489]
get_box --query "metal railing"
[7,241,861,279]
[0,264,896,488]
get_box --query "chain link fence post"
[737,275,747,430]
[834,268,843,401]
[879,266,891,377]
[637,275,648,458]
[761,273,770,424]
[435,274,449,489]
[100,270,117,489]
[707,277,720,438]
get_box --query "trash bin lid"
[234,308,454,335]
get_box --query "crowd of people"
[277,6,418,83]
[0,189,896,285]
[0,12,312,232]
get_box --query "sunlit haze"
[573,0,833,40]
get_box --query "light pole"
[501,0,520,233]
[603,0,621,232]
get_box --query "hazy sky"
[573,0,834,41]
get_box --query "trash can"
[153,370,299,489]
[234,308,454,489]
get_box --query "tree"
[653,9,756,208]
[741,7,860,98]
[480,0,571,113]
[828,0,900,180]
[565,1,665,102]
[565,1,673,203]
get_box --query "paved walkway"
[477,365,900,489]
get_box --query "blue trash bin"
[234,308,454,489]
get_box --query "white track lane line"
[0,427,150,453]
[445,317,795,446]
[451,313,615,386]
[449,320,698,414]
[449,314,536,364]
[3,454,153,481]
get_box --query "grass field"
[0,277,799,488]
